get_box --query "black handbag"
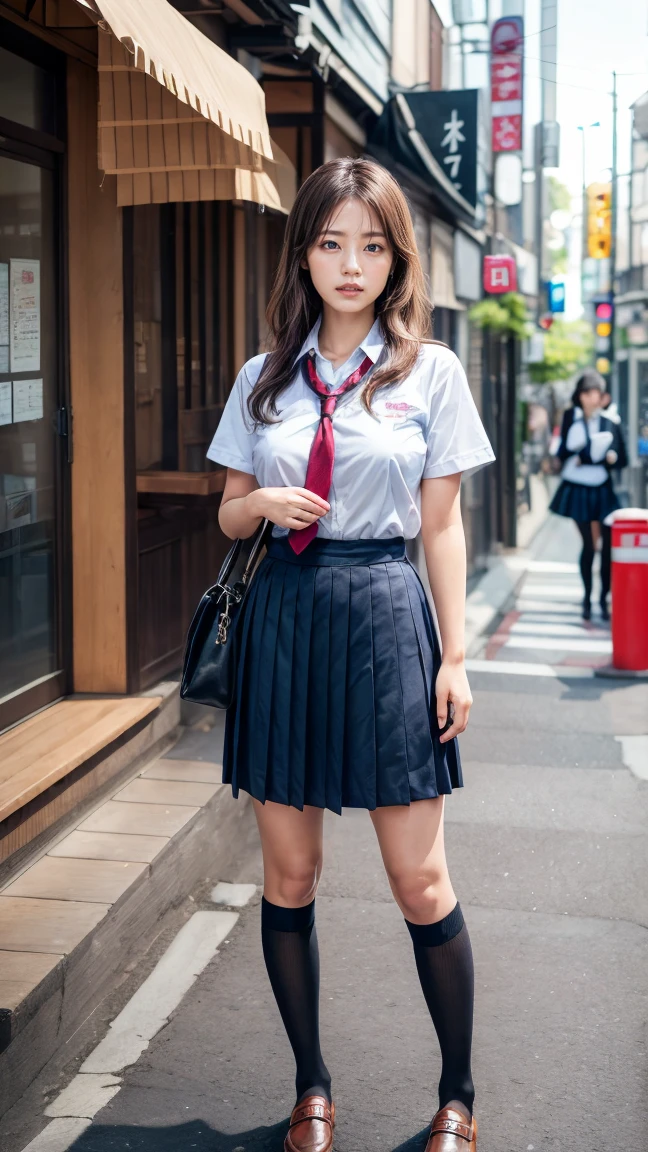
[180,519,273,709]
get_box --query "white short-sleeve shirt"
[206,316,495,540]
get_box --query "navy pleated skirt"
[222,536,462,814]
[549,477,619,523]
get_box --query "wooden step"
[0,698,161,825]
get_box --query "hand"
[436,659,473,743]
[606,449,618,465]
[246,486,330,531]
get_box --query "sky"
[438,0,648,193]
[437,0,648,314]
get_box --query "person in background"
[549,370,628,620]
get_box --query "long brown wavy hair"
[248,157,433,424]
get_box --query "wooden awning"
[74,0,295,211]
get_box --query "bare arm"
[218,468,331,540]
[419,474,472,743]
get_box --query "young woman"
[207,158,495,1152]
[550,370,627,620]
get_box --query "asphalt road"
[6,517,648,1152]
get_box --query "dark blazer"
[557,407,628,472]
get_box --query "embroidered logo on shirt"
[380,400,418,422]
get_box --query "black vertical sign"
[404,90,479,209]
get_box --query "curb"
[0,722,247,1120]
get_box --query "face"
[580,387,603,417]
[302,198,394,315]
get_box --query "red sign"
[492,114,522,152]
[490,56,523,102]
[491,16,524,55]
[484,255,517,295]
[491,16,523,154]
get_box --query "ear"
[300,257,309,270]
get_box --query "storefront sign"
[405,90,479,208]
[10,259,40,374]
[484,254,517,294]
[491,16,523,154]
[13,378,43,423]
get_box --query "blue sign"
[548,280,566,313]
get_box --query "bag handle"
[241,518,272,586]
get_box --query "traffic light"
[587,183,612,260]
[594,301,613,376]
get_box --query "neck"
[318,304,376,367]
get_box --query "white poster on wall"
[10,259,40,373]
[13,378,43,422]
[0,262,9,348]
[0,381,11,426]
[0,345,8,373]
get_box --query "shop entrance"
[0,37,69,731]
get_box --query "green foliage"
[547,175,571,214]
[468,292,531,340]
[527,319,594,384]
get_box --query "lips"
[336,285,363,293]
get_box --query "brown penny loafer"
[424,1106,477,1152]
[284,1095,335,1152]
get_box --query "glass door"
[0,148,66,729]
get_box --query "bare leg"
[371,798,475,1122]
[252,800,331,1103]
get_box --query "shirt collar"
[295,315,385,366]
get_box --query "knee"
[389,865,449,924]
[265,858,322,908]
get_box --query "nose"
[341,244,362,276]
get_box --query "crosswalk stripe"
[510,621,609,638]
[504,635,612,654]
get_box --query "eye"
[365,243,383,253]
[321,239,339,250]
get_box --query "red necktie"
[288,352,374,554]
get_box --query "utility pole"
[610,70,618,384]
[534,0,558,317]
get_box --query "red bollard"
[609,510,648,672]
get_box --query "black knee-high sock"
[261,896,331,1104]
[576,521,595,604]
[406,903,475,1117]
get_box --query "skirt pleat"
[343,565,378,810]
[370,565,411,807]
[221,536,463,813]
[325,567,351,811]
[288,565,315,810]
[549,477,619,522]
[400,564,462,796]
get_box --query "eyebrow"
[321,229,387,238]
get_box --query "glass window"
[0,154,60,703]
[0,47,57,136]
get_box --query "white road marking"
[520,583,583,600]
[505,635,612,654]
[20,909,243,1151]
[466,658,594,679]
[507,559,580,574]
[21,1119,91,1151]
[510,621,609,639]
[211,881,257,907]
[516,599,587,615]
[615,736,648,781]
[44,1074,121,1119]
[516,613,591,626]
[81,910,238,1074]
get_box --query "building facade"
[0,0,507,880]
